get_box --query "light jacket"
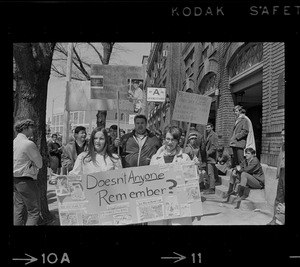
[69,152,122,175]
[13,133,43,180]
[150,145,191,165]
[244,115,256,153]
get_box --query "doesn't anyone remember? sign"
[55,162,203,225]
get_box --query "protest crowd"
[13,104,285,226]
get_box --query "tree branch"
[88,42,104,63]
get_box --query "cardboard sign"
[172,91,212,125]
[90,65,144,100]
[66,81,114,111]
[55,162,203,225]
[147,87,166,102]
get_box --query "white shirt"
[69,152,122,175]
[13,133,43,180]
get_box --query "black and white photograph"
[8,0,300,266]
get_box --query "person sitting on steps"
[223,147,265,209]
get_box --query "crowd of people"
[13,105,285,225]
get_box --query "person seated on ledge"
[215,145,232,176]
[223,147,265,209]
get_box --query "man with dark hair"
[230,105,249,167]
[13,119,43,225]
[108,124,121,154]
[61,126,88,174]
[119,114,161,168]
[203,122,219,195]
[224,147,265,208]
[47,133,63,175]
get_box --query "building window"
[70,112,74,122]
[121,113,124,120]
[277,71,285,109]
[184,49,195,78]
[79,111,84,124]
[229,43,263,79]
[55,115,59,126]
[200,73,217,94]
[73,112,78,124]
[115,113,118,120]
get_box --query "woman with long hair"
[69,127,122,175]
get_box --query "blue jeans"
[14,177,40,225]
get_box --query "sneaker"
[203,188,215,195]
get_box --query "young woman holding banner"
[69,127,122,175]
[149,125,194,225]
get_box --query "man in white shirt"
[13,119,43,225]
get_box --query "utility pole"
[62,43,73,145]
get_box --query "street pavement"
[46,182,273,226]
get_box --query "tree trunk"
[13,43,56,223]
[96,43,115,128]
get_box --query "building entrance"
[233,81,262,159]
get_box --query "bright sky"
[46,42,152,121]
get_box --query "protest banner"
[172,91,212,125]
[172,91,212,148]
[147,87,166,102]
[55,162,203,225]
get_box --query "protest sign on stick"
[172,91,212,125]
[172,91,212,148]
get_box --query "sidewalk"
[47,182,273,226]
[193,193,273,225]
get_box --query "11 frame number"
[191,253,201,264]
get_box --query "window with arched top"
[229,43,263,79]
[199,73,217,95]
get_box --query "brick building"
[145,42,285,167]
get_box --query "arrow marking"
[12,253,38,265]
[161,252,186,263]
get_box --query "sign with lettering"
[172,91,212,125]
[55,162,203,225]
[147,87,166,102]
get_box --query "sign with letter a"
[147,87,166,102]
